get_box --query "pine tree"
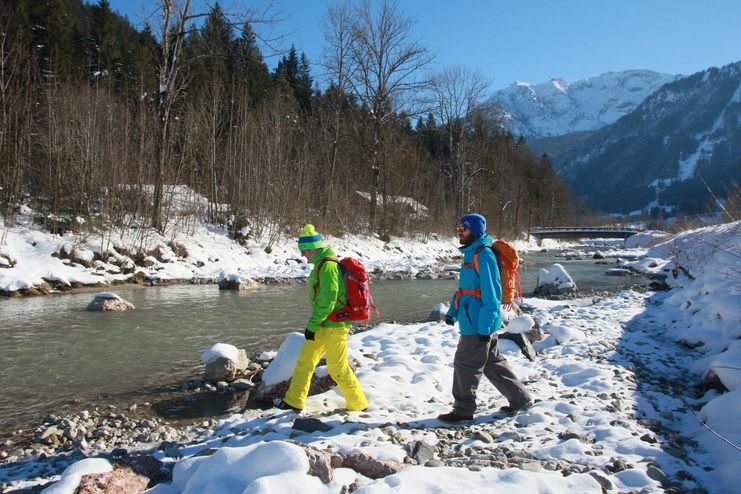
[202,3,232,84]
[89,0,121,84]
[295,52,313,111]
[233,21,271,106]
[275,45,313,110]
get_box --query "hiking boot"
[437,411,473,424]
[499,400,533,415]
[273,398,302,412]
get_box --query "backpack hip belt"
[454,288,481,309]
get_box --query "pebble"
[520,461,542,472]
[646,464,670,485]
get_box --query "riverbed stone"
[606,268,632,276]
[293,417,333,433]
[426,307,446,322]
[405,440,436,464]
[218,276,259,290]
[230,379,254,390]
[76,464,149,494]
[86,293,135,312]
[499,333,536,361]
[533,264,578,298]
[342,452,405,479]
[646,463,670,485]
[589,470,614,491]
[203,349,249,382]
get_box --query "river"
[0,250,644,438]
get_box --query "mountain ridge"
[555,60,741,214]
[489,70,680,139]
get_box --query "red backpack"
[314,257,380,325]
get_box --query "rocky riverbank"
[0,289,715,493]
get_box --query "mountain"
[489,70,679,139]
[556,61,741,214]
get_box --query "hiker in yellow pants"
[284,325,367,410]
[276,224,368,412]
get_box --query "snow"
[353,467,602,493]
[259,332,306,387]
[504,315,535,334]
[489,70,678,138]
[2,210,740,494]
[624,230,670,248]
[708,340,741,391]
[0,199,464,293]
[169,442,313,494]
[201,343,240,365]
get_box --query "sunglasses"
[456,225,467,233]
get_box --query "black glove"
[444,316,455,326]
[304,328,315,341]
[478,334,490,343]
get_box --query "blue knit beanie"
[460,213,486,238]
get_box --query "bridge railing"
[530,227,644,233]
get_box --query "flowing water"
[0,250,645,437]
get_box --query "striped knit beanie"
[298,224,323,251]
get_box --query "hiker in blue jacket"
[438,213,532,423]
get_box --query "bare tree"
[425,65,491,219]
[319,0,358,223]
[348,0,433,231]
[0,5,34,243]
[150,0,192,232]
[149,0,284,233]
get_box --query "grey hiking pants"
[452,335,531,416]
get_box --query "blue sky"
[109,0,741,91]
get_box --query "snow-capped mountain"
[556,61,741,214]
[489,70,679,138]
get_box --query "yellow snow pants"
[283,326,368,411]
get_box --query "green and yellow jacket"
[307,245,348,333]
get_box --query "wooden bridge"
[530,227,643,244]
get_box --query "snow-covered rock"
[202,344,248,382]
[217,273,259,290]
[85,292,135,311]
[41,458,112,494]
[251,333,338,402]
[426,302,449,322]
[533,264,577,297]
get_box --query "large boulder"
[202,343,249,382]
[533,264,577,298]
[250,332,345,402]
[86,292,135,312]
[76,464,149,494]
[504,312,543,341]
[499,332,536,361]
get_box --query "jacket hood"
[309,244,336,264]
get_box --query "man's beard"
[459,236,474,247]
